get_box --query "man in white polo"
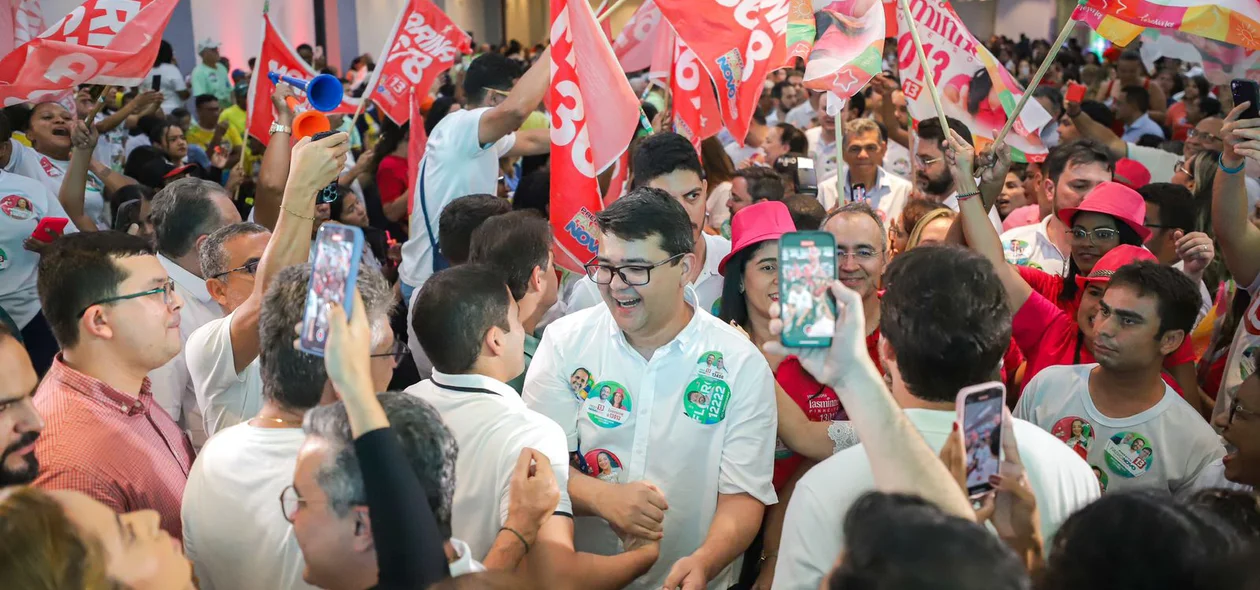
[524,188,777,590]
[817,118,914,219]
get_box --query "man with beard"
[913,117,1004,232]
[0,323,43,486]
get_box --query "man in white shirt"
[724,109,769,168]
[400,51,551,300]
[785,90,818,130]
[1000,139,1114,276]
[525,189,778,590]
[567,133,732,316]
[775,246,1099,590]
[181,264,396,590]
[913,117,1004,232]
[1015,261,1223,495]
[804,110,839,182]
[1118,86,1165,143]
[818,118,913,220]
[147,178,244,445]
[184,133,348,438]
[408,264,658,586]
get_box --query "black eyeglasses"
[370,341,409,363]
[1070,227,1120,244]
[584,253,685,286]
[210,259,260,280]
[77,278,177,318]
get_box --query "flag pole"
[991,11,1080,147]
[835,95,844,212]
[597,0,633,23]
[897,0,951,138]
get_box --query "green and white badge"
[683,351,731,424]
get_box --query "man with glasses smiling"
[525,188,777,590]
[822,202,889,374]
[817,118,913,219]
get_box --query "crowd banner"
[361,0,471,126]
[802,0,886,103]
[895,0,1050,159]
[991,6,1080,148]
[1140,29,1260,85]
[786,0,815,64]
[655,0,790,145]
[613,0,664,72]
[1073,0,1260,51]
[549,0,641,273]
[670,27,724,152]
[246,13,360,146]
[0,0,179,106]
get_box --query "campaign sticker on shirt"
[569,367,594,401]
[584,381,631,428]
[1004,239,1030,265]
[0,195,34,221]
[1103,432,1155,478]
[1050,416,1095,461]
[39,157,62,178]
[697,351,728,381]
[683,376,731,425]
[0,247,8,271]
[583,449,623,483]
[1091,465,1109,493]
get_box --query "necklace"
[251,415,303,428]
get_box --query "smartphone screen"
[151,75,162,92]
[957,382,1006,498]
[796,157,818,196]
[778,231,837,347]
[299,223,365,356]
[1232,79,1260,120]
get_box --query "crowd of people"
[1,23,1260,590]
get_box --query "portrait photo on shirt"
[1051,416,1095,461]
[568,367,593,401]
[1104,432,1155,478]
[584,380,632,428]
[583,448,623,483]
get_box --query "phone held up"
[777,231,837,348]
[30,217,68,244]
[1065,81,1087,104]
[956,382,1007,499]
[1231,79,1260,120]
[298,223,365,356]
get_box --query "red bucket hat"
[1113,158,1151,190]
[1057,181,1152,243]
[1074,244,1157,289]
[719,201,797,276]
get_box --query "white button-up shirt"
[523,301,778,590]
[151,254,219,446]
[564,233,732,317]
[817,166,914,221]
[805,126,839,182]
[1001,215,1067,276]
[407,371,574,561]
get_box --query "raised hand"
[1175,231,1215,278]
[315,288,374,399]
[289,132,351,191]
[1223,102,1260,162]
[763,281,874,390]
[69,119,98,152]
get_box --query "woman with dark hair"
[701,136,737,234]
[424,96,462,137]
[369,118,411,224]
[145,40,190,113]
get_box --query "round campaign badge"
[683,376,731,425]
[1091,465,1109,494]
[0,247,7,271]
[697,350,728,381]
[1050,416,1095,461]
[1103,432,1154,479]
[0,195,34,221]
[583,449,623,483]
[569,367,594,401]
[584,381,631,428]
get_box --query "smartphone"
[956,382,1006,498]
[1065,81,1087,104]
[1232,79,1260,120]
[298,223,365,356]
[311,130,343,203]
[151,75,162,91]
[30,217,68,243]
[795,157,818,196]
[777,231,837,348]
[851,183,867,205]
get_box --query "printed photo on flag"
[362,0,471,126]
[803,0,886,101]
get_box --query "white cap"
[197,38,220,54]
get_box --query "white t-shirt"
[1211,274,1260,429]
[406,372,574,561]
[1015,364,1225,495]
[564,233,731,317]
[8,142,107,229]
[785,101,816,130]
[774,408,1099,590]
[185,310,264,438]
[883,140,912,180]
[144,63,190,114]
[182,424,316,590]
[804,126,839,183]
[523,300,778,590]
[448,538,487,577]
[399,107,516,289]
[0,170,75,328]
[149,254,219,447]
[1001,215,1067,276]
[817,166,914,221]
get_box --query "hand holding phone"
[1231,79,1260,121]
[299,223,366,356]
[30,217,68,244]
[777,231,837,348]
[956,383,1006,498]
[1065,81,1087,104]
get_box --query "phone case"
[955,382,1007,497]
[778,231,837,348]
[298,223,366,357]
[1232,79,1260,120]
[1065,82,1086,103]
[31,217,69,243]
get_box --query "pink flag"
[613,0,663,72]
[406,87,427,214]
[0,0,178,106]
[803,0,886,102]
[363,0,471,125]
[550,0,640,273]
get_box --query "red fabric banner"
[0,0,178,106]
[612,0,663,72]
[406,87,427,214]
[549,0,641,273]
[671,33,723,152]
[655,0,789,144]
[363,0,470,125]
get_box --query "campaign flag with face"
[895,0,1050,159]
[362,0,471,125]
[0,0,179,106]
[656,0,790,145]
[1074,0,1260,50]
[247,13,362,145]
[613,0,665,72]
[1139,28,1260,85]
[669,29,724,152]
[786,0,815,64]
[803,0,885,103]
[550,0,641,273]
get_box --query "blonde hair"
[0,487,116,590]
[906,208,957,250]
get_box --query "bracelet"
[500,526,531,554]
[1219,153,1246,174]
[760,553,777,562]
[828,420,860,454]
[282,204,314,220]
[957,190,981,200]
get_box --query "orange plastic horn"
[283,96,331,139]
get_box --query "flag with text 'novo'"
[669,29,724,151]
[1073,0,1260,51]
[656,0,790,145]
[614,0,664,72]
[246,13,361,145]
[550,0,641,273]
[0,0,178,106]
[802,0,886,101]
[364,0,471,125]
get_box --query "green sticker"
[585,381,631,428]
[683,376,730,425]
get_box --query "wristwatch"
[269,122,292,136]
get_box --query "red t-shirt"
[376,154,409,204]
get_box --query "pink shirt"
[33,356,195,540]
[1002,204,1041,232]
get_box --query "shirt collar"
[902,408,957,434]
[698,235,723,283]
[157,253,213,303]
[603,286,704,354]
[47,354,154,416]
[429,370,524,406]
[844,167,888,194]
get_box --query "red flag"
[0,0,178,105]
[613,0,663,72]
[247,14,361,145]
[550,0,640,273]
[647,19,674,83]
[362,0,471,125]
[655,0,789,145]
[594,1,615,42]
[603,151,630,205]
[671,33,722,152]
[406,87,427,214]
